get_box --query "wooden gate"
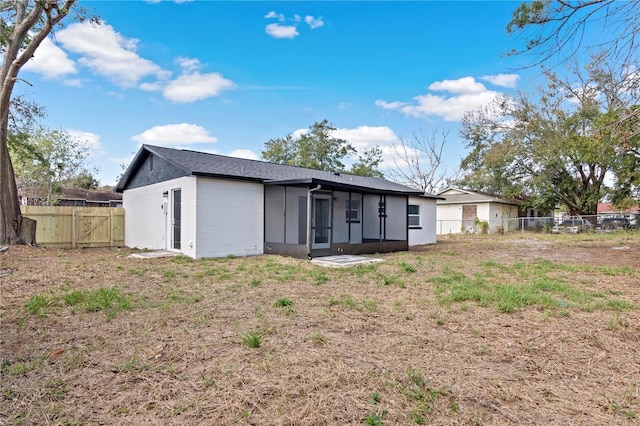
[20,206,125,248]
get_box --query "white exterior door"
[312,194,331,249]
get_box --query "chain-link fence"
[436,213,638,235]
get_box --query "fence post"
[110,209,114,247]
[72,208,77,249]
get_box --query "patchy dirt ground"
[1,233,639,425]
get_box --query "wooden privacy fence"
[20,206,125,249]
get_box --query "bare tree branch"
[384,129,458,194]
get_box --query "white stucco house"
[435,187,521,234]
[115,145,441,259]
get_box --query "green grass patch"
[263,258,306,282]
[26,287,132,321]
[2,357,45,376]
[380,274,406,288]
[25,294,52,316]
[242,331,263,348]
[310,270,329,285]
[400,368,450,424]
[431,262,634,313]
[166,288,204,304]
[274,297,293,307]
[399,261,417,273]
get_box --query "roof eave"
[265,178,422,195]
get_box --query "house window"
[408,204,421,228]
[149,154,154,172]
[346,199,360,222]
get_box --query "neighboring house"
[597,202,640,216]
[435,187,520,234]
[115,145,441,259]
[519,206,555,229]
[19,188,122,208]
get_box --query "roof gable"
[436,187,521,206]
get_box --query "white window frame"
[408,204,421,228]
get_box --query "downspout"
[306,185,322,259]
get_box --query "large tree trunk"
[0,1,76,245]
[0,118,35,244]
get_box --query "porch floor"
[310,254,383,267]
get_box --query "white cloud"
[265,11,324,38]
[139,81,164,92]
[480,73,520,88]
[56,21,169,88]
[331,126,399,151]
[131,123,218,146]
[23,37,76,79]
[163,72,235,103]
[331,126,402,167]
[228,149,260,160]
[67,129,105,157]
[429,76,486,94]
[265,23,299,39]
[292,128,307,139]
[376,76,505,122]
[305,15,324,29]
[176,56,201,72]
[265,11,285,22]
[375,100,408,110]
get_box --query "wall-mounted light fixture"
[162,191,169,210]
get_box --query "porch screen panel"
[264,186,285,243]
[298,196,307,244]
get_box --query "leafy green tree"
[11,127,98,205]
[506,1,640,182]
[262,119,384,177]
[349,146,384,178]
[607,106,640,208]
[1,0,88,244]
[69,171,100,190]
[459,63,636,216]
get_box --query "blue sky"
[16,0,543,187]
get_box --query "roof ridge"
[146,144,369,178]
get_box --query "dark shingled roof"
[116,145,436,197]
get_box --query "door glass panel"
[314,198,330,244]
[173,189,181,249]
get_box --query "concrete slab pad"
[129,250,180,259]
[310,255,383,267]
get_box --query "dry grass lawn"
[1,233,639,425]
